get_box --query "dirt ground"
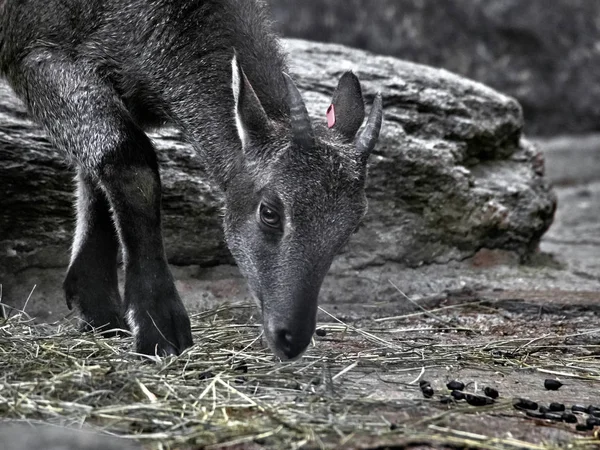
[341,289,600,446]
[1,136,599,448]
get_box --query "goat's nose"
[274,328,310,360]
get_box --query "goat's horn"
[356,93,383,157]
[283,73,315,149]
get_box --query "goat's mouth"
[272,346,308,362]
[252,287,317,361]
[265,332,310,361]
[262,314,313,361]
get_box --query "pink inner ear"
[327,104,336,128]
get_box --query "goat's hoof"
[128,302,193,357]
[64,268,126,336]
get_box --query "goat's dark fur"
[0,0,382,359]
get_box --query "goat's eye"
[259,203,282,229]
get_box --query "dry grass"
[1,299,599,449]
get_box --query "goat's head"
[223,56,383,360]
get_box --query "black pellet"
[419,380,431,388]
[315,328,327,337]
[199,371,214,380]
[588,406,600,417]
[544,379,563,390]
[562,413,578,423]
[483,387,499,399]
[526,410,545,419]
[539,406,549,413]
[446,380,465,391]
[576,423,593,432]
[587,417,600,427]
[422,386,434,398]
[514,398,538,410]
[543,412,564,421]
[549,402,565,412]
[466,394,491,406]
[389,423,398,431]
[234,362,248,373]
[451,390,465,400]
[572,404,588,413]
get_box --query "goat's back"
[0,0,289,122]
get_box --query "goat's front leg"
[100,159,193,356]
[15,49,193,355]
[63,170,126,334]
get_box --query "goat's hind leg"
[63,171,126,334]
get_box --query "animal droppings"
[561,413,578,423]
[421,386,434,398]
[199,371,214,380]
[483,387,499,399]
[544,379,563,390]
[576,423,593,432]
[526,410,545,419]
[419,380,431,388]
[513,398,538,410]
[587,417,600,427]
[549,402,565,412]
[234,362,248,373]
[315,329,327,337]
[466,394,491,406]
[451,390,466,400]
[572,404,588,413]
[588,406,600,417]
[446,380,464,391]
[543,412,564,421]
[539,406,549,413]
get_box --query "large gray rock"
[0,39,555,277]
[269,0,600,137]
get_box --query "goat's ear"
[231,54,271,149]
[329,71,366,141]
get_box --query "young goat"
[0,0,383,359]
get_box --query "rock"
[0,39,555,280]
[268,0,600,137]
[287,40,555,269]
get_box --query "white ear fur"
[231,55,248,148]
